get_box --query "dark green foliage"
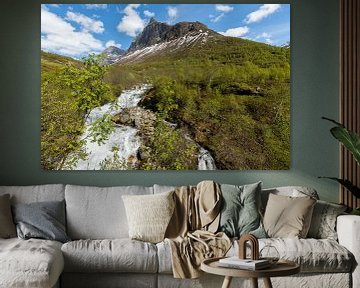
[140,121,198,170]
[320,117,360,199]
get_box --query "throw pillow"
[12,200,70,243]
[218,182,266,238]
[0,194,16,238]
[263,193,316,238]
[122,191,175,243]
[307,200,347,240]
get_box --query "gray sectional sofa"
[0,184,359,288]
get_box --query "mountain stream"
[69,85,216,170]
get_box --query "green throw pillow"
[218,182,266,238]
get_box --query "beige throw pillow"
[263,193,316,238]
[122,191,175,243]
[0,194,17,238]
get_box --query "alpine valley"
[41,19,290,170]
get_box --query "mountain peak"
[148,17,157,24]
[128,20,213,52]
[100,46,125,65]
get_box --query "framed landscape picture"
[41,3,290,170]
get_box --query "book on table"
[218,257,271,270]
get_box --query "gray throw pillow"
[12,200,70,243]
[0,194,16,238]
[218,182,266,238]
[307,200,347,240]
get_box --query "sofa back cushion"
[0,185,65,204]
[261,186,319,213]
[65,185,153,239]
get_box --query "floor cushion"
[61,239,158,273]
[0,238,63,288]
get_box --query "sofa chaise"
[0,183,359,288]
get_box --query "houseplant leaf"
[318,177,360,199]
[323,117,360,165]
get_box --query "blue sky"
[41,4,290,58]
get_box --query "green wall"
[0,0,340,202]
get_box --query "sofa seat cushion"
[0,238,64,288]
[157,238,353,274]
[62,239,158,273]
[231,238,354,273]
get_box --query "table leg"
[251,278,258,288]
[263,277,273,288]
[221,276,233,288]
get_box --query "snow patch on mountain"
[116,31,212,64]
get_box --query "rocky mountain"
[100,19,222,65]
[100,46,125,65]
[128,18,216,52]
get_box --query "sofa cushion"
[218,182,266,238]
[65,185,153,239]
[263,194,316,238]
[12,200,70,243]
[157,237,353,274]
[307,200,347,240]
[0,194,16,238]
[61,239,158,273]
[122,191,175,243]
[0,238,64,288]
[261,186,319,213]
[0,184,65,204]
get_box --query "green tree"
[61,54,115,117]
[41,54,116,170]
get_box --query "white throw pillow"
[122,191,175,243]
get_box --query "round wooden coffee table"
[201,257,300,288]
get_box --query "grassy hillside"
[107,37,290,170]
[40,35,290,170]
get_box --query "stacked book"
[218,257,271,270]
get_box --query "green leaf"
[322,117,360,165]
[319,177,360,198]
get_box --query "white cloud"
[256,32,273,44]
[219,26,249,37]
[144,10,155,18]
[85,4,107,10]
[256,32,271,39]
[117,4,145,37]
[215,4,233,13]
[66,11,104,34]
[105,40,122,49]
[264,38,273,44]
[167,6,178,22]
[245,4,281,24]
[50,4,59,8]
[210,13,224,23]
[41,7,104,57]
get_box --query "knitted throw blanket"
[165,180,231,278]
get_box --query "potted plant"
[320,117,360,215]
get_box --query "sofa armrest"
[337,215,360,288]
